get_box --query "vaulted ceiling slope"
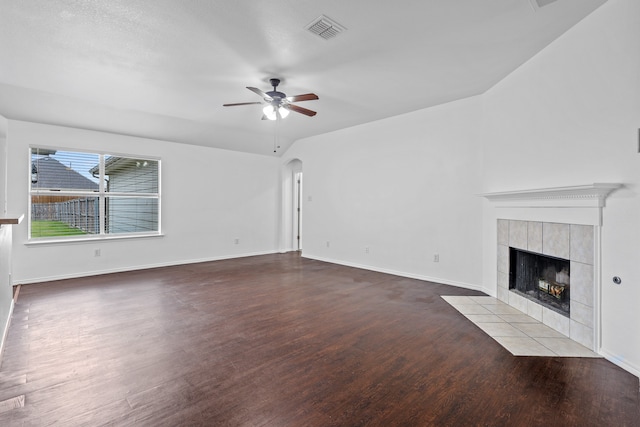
[0,0,606,156]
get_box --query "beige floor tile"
[497,314,539,323]
[441,296,475,304]
[475,322,528,337]
[484,304,524,315]
[464,314,504,323]
[492,336,557,356]
[450,304,493,315]
[513,323,566,338]
[468,296,505,305]
[534,337,600,357]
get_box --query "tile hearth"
[442,295,600,357]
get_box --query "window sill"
[25,233,164,246]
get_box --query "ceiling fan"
[223,78,318,120]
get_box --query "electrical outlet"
[94,248,101,257]
[433,254,439,262]
[234,238,240,245]
[365,246,370,254]
[326,241,330,248]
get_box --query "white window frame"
[28,146,162,243]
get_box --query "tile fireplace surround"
[497,219,594,349]
[483,183,622,353]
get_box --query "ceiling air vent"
[305,15,346,40]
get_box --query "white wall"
[0,115,7,215]
[7,120,280,283]
[0,115,13,357]
[482,0,640,375]
[284,96,486,291]
[0,224,14,357]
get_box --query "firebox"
[509,247,570,317]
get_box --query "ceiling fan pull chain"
[273,110,282,153]
[273,114,279,153]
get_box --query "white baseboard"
[14,250,278,285]
[18,250,487,293]
[301,254,488,294]
[599,348,640,379]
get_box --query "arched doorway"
[281,159,303,252]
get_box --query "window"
[30,147,160,240]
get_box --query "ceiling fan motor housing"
[266,91,286,102]
[267,79,286,104]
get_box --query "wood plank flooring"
[0,253,637,426]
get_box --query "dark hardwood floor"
[0,253,637,426]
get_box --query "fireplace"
[483,183,622,352]
[509,248,570,317]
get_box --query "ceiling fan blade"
[247,86,272,100]
[286,93,319,102]
[283,104,317,117]
[222,102,263,107]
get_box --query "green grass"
[31,220,87,238]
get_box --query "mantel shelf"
[481,183,622,208]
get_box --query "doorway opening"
[294,172,302,251]
[281,159,303,253]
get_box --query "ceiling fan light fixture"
[224,79,317,120]
[262,105,289,121]
[262,105,276,120]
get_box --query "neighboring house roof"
[32,156,99,191]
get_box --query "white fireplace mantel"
[480,183,622,209]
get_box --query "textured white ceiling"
[0,0,606,156]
